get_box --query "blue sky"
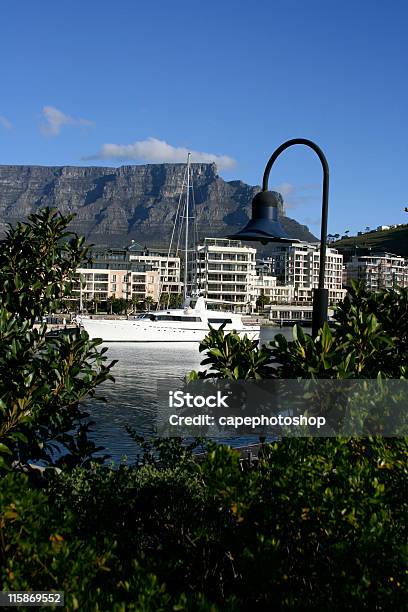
[1,0,407,235]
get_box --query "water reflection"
[85,327,304,462]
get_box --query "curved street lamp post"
[228,138,329,338]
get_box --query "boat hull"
[80,319,260,342]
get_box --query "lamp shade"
[228,190,299,244]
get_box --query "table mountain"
[0,163,316,248]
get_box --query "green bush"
[1,437,407,610]
[0,209,115,472]
[0,474,196,611]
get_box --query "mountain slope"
[334,225,408,260]
[0,163,316,247]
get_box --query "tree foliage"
[107,297,130,314]
[255,291,270,312]
[159,292,184,308]
[0,208,115,472]
[0,208,87,324]
[1,437,407,610]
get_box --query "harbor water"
[85,326,307,462]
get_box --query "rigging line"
[183,153,191,302]
[175,161,190,260]
[191,173,199,293]
[156,163,188,310]
[175,191,186,254]
[176,202,188,303]
[175,194,187,265]
[166,165,188,309]
[169,162,190,309]
[175,164,191,266]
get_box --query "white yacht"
[78,296,260,342]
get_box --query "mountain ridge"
[0,162,316,248]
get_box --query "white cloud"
[301,216,321,227]
[40,105,93,136]
[276,182,295,198]
[0,115,12,130]
[274,182,320,209]
[83,137,236,171]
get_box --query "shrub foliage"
[0,208,115,471]
[2,438,407,610]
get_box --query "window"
[208,318,232,324]
[150,315,202,322]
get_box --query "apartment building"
[128,250,181,295]
[253,274,294,303]
[75,267,160,304]
[70,240,349,312]
[258,242,346,305]
[195,238,257,312]
[344,252,408,291]
[72,245,181,307]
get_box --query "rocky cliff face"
[0,163,316,247]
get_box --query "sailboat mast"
[183,152,191,301]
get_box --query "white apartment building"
[128,252,181,295]
[195,238,257,312]
[253,274,294,304]
[344,252,408,291]
[258,242,346,305]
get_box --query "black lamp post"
[228,138,329,338]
